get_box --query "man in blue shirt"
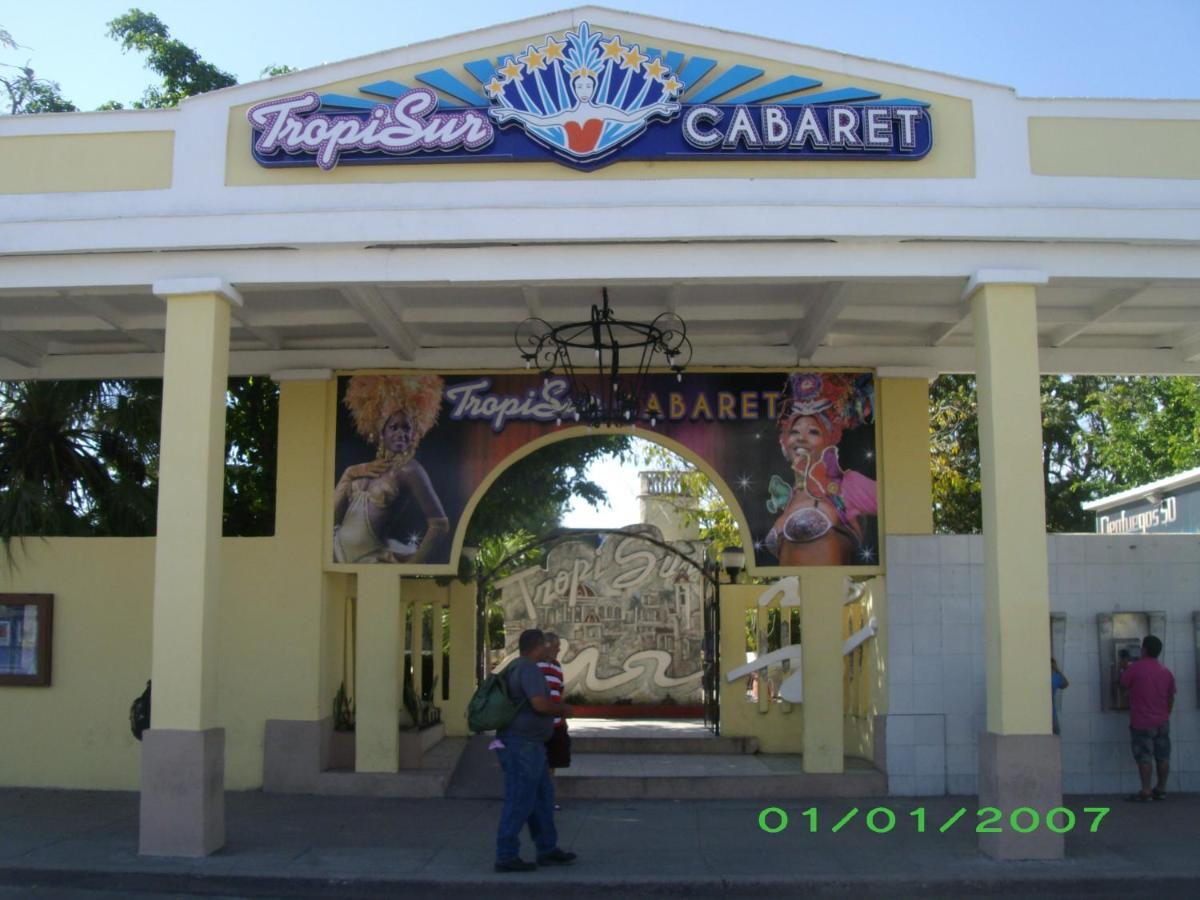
[494,628,576,872]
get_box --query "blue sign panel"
[248,22,933,172]
[1095,482,1200,535]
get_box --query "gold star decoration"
[499,57,523,81]
[543,37,566,64]
[520,44,546,72]
[662,76,683,96]
[643,57,667,82]
[620,44,647,72]
[485,77,506,98]
[600,36,626,62]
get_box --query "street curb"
[3,866,1199,898]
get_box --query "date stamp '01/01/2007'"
[758,806,1112,835]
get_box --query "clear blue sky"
[4,1,1200,111]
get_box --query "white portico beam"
[229,307,284,351]
[6,242,1200,292]
[67,295,164,353]
[1046,287,1147,348]
[340,285,418,362]
[0,333,44,369]
[792,282,849,359]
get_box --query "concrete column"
[969,273,1062,860]
[432,600,445,711]
[355,568,402,772]
[140,278,239,857]
[262,372,334,793]
[878,376,934,536]
[445,580,477,736]
[410,598,425,717]
[800,570,844,773]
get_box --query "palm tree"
[0,380,158,561]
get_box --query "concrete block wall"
[884,534,1200,797]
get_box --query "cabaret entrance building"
[2,6,1199,862]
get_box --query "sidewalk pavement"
[1,789,1198,898]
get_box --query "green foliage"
[930,375,1200,533]
[464,434,631,543]
[1,28,77,114]
[332,681,355,732]
[106,8,237,108]
[476,529,544,650]
[0,378,278,561]
[0,381,158,560]
[634,441,741,555]
[930,375,980,533]
[1089,377,1200,487]
[222,377,279,536]
[260,65,297,78]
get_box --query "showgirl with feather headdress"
[763,372,878,565]
[333,375,449,564]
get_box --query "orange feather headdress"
[342,374,444,446]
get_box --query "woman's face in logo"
[573,75,595,102]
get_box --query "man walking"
[1119,635,1176,802]
[538,633,571,810]
[494,628,577,871]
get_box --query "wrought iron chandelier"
[514,288,692,427]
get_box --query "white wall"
[884,534,1200,796]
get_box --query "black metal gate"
[701,576,721,735]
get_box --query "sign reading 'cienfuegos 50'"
[248,22,933,172]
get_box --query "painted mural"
[494,526,706,704]
[331,370,878,569]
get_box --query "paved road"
[2,789,1198,898]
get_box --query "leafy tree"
[930,375,981,533]
[106,9,236,108]
[0,381,157,560]
[930,375,1200,533]
[222,377,278,536]
[463,434,631,544]
[0,28,77,114]
[1090,377,1200,488]
[632,440,740,556]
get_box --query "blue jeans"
[495,734,557,862]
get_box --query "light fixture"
[515,287,692,427]
[720,546,746,582]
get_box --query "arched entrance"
[474,526,723,735]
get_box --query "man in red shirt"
[1119,635,1176,801]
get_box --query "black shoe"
[494,858,537,872]
[537,848,577,865]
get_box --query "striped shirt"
[537,659,564,727]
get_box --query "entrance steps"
[445,728,887,800]
[571,735,758,754]
[556,753,886,800]
[315,737,466,798]
[313,722,886,800]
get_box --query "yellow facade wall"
[0,362,932,787]
[227,25,973,185]
[0,131,174,194]
[879,378,934,536]
[1029,117,1200,179]
[0,536,311,789]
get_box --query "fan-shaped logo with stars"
[484,23,682,163]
